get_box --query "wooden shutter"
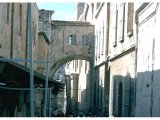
[118,3,125,42]
[110,4,118,47]
[127,3,134,37]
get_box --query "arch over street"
[50,54,93,75]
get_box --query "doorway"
[118,82,123,117]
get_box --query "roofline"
[51,20,94,26]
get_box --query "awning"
[0,58,64,92]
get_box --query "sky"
[37,2,77,21]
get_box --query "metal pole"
[44,45,50,117]
[29,3,34,117]
[49,88,52,117]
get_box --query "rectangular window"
[110,3,118,47]
[69,35,76,45]
[118,3,125,42]
[82,35,89,46]
[127,3,134,37]
[101,21,104,55]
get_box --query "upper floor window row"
[68,35,90,46]
[110,3,134,47]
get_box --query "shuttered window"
[118,3,125,42]
[127,3,134,37]
[110,4,118,47]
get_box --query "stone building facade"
[0,3,37,62]
[0,3,39,117]
[64,59,91,116]
[78,2,136,117]
[78,2,110,116]
[50,20,94,74]
[108,3,136,117]
[135,3,160,117]
[0,3,63,117]
[50,20,94,116]
[79,2,160,117]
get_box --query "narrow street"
[0,2,160,117]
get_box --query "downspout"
[134,3,149,116]
[25,3,29,67]
[10,3,14,58]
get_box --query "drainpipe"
[44,44,50,117]
[134,3,149,116]
[10,3,14,58]
[25,3,29,67]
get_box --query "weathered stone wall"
[0,3,39,67]
[135,3,160,117]
[0,3,12,58]
[35,33,49,74]
[77,3,110,115]
[108,3,136,117]
[39,9,54,43]
[50,21,94,73]
[110,51,135,116]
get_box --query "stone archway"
[49,54,93,115]
[49,54,93,76]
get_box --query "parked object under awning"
[0,58,64,93]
